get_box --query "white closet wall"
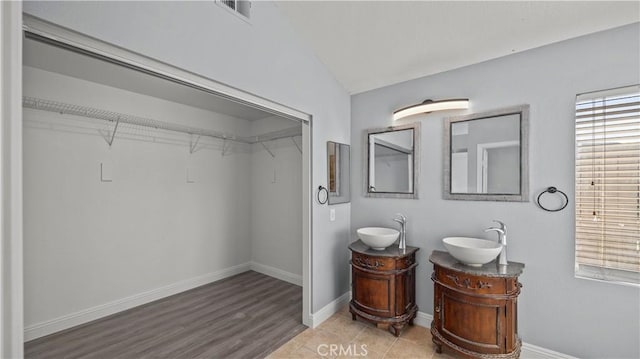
[23,66,301,338]
[250,117,303,283]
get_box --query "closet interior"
[22,35,304,343]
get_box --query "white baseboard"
[310,291,351,328]
[520,343,579,359]
[412,310,576,359]
[413,310,433,328]
[24,262,251,341]
[249,261,302,287]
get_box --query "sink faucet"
[393,213,407,251]
[484,220,508,266]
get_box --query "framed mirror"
[365,122,420,199]
[444,105,529,202]
[327,141,350,204]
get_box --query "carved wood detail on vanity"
[349,240,419,337]
[430,250,525,359]
[352,254,386,270]
[445,274,493,290]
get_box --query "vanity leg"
[389,324,402,337]
[432,337,443,354]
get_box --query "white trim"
[413,310,433,328]
[1,2,24,357]
[310,291,351,328]
[250,261,302,287]
[302,121,312,327]
[520,343,580,359]
[21,13,314,337]
[412,310,577,359]
[24,263,251,341]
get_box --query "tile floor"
[267,305,456,359]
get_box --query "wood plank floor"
[25,271,306,359]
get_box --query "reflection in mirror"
[366,123,420,199]
[444,105,529,202]
[327,141,350,204]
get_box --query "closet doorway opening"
[22,18,311,358]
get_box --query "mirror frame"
[326,141,351,205]
[364,122,421,199]
[443,105,529,202]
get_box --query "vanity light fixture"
[393,98,469,121]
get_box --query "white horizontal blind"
[575,85,640,286]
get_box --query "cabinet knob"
[435,306,440,313]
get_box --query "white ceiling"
[23,37,275,121]
[276,1,640,94]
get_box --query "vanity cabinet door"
[435,284,506,354]
[352,267,394,317]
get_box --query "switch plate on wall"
[330,208,336,221]
[100,162,113,182]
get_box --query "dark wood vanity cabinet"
[349,240,419,336]
[430,251,524,359]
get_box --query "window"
[575,85,640,286]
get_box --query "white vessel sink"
[442,237,502,267]
[357,227,399,250]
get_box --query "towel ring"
[317,185,329,205]
[537,186,569,212]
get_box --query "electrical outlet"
[330,208,336,221]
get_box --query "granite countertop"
[429,250,524,277]
[349,240,419,257]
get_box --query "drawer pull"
[446,274,492,290]
[353,256,385,269]
[435,305,440,313]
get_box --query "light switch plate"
[187,167,197,183]
[100,162,113,182]
[330,208,336,221]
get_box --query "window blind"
[575,85,640,286]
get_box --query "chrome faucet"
[393,213,407,251]
[484,220,508,266]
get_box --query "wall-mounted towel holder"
[537,186,569,212]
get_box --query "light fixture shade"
[393,99,469,121]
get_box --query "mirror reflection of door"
[479,142,520,193]
[450,114,520,194]
[368,129,414,194]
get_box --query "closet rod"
[23,97,302,144]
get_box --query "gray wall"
[351,23,640,358]
[24,1,352,314]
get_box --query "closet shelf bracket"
[261,142,275,158]
[221,138,231,157]
[291,137,302,154]
[189,134,201,154]
[107,116,121,147]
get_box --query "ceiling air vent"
[218,0,251,20]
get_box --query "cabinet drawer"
[352,253,395,271]
[395,253,416,270]
[435,267,506,295]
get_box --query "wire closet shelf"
[22,96,302,146]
